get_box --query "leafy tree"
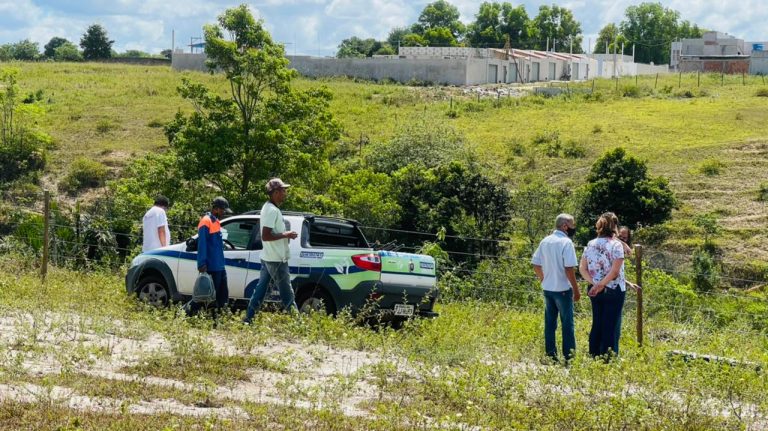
[500,3,530,48]
[418,0,465,39]
[677,20,704,39]
[53,43,83,62]
[392,162,512,264]
[581,147,676,230]
[467,2,504,47]
[530,5,583,53]
[620,2,679,64]
[313,168,401,228]
[0,45,12,62]
[117,50,150,58]
[336,37,383,58]
[594,23,629,54]
[165,4,341,210]
[401,33,429,47]
[44,37,70,58]
[80,24,114,60]
[8,39,40,61]
[387,27,411,49]
[511,175,567,254]
[160,49,173,59]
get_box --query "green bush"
[581,148,677,229]
[58,158,108,195]
[755,88,768,97]
[622,85,641,98]
[698,158,725,176]
[562,140,587,158]
[692,248,719,293]
[757,182,768,201]
[95,119,116,134]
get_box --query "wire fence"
[3,191,767,341]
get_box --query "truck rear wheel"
[296,287,336,316]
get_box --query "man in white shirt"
[142,196,170,252]
[243,178,299,323]
[531,213,581,361]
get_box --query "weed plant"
[0,259,766,429]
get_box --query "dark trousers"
[589,287,626,358]
[543,290,576,361]
[187,270,229,316]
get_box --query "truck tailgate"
[378,251,436,290]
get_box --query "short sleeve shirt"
[583,237,626,291]
[260,201,289,262]
[142,206,170,252]
[531,230,578,292]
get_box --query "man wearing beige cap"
[243,178,299,323]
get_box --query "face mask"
[566,227,576,238]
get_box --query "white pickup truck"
[126,212,439,322]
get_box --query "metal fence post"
[41,190,50,280]
[635,244,643,347]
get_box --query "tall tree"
[387,27,411,49]
[593,23,629,55]
[165,4,341,209]
[500,3,530,48]
[418,0,465,37]
[8,40,39,61]
[467,2,504,47]
[336,37,384,58]
[620,2,679,64]
[530,5,583,53]
[80,24,114,60]
[44,37,70,58]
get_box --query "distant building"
[671,31,750,73]
[172,46,669,86]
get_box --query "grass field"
[6,61,768,274]
[0,257,766,429]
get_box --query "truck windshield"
[305,218,369,248]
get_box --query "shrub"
[692,248,719,293]
[581,147,677,229]
[147,119,164,128]
[366,119,465,174]
[592,124,603,134]
[59,158,108,195]
[622,85,641,98]
[698,158,725,176]
[757,182,768,202]
[562,140,587,158]
[96,119,116,134]
[755,88,768,97]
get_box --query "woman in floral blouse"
[579,212,626,358]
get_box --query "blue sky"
[0,1,766,56]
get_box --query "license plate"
[394,304,414,317]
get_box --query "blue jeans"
[245,260,297,320]
[589,287,626,358]
[543,289,576,361]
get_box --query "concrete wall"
[288,55,470,85]
[680,58,750,74]
[101,57,171,66]
[172,53,208,72]
[749,51,768,75]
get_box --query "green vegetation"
[58,158,108,195]
[0,257,766,429]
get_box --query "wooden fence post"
[655,73,658,89]
[41,190,50,280]
[635,244,643,347]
